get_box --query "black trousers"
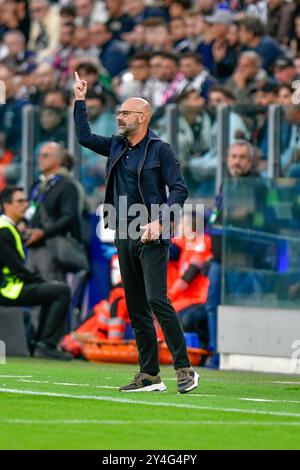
[0,282,71,348]
[115,235,190,375]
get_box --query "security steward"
[0,186,72,360]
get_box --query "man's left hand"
[140,221,162,243]
[25,229,45,246]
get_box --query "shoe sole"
[178,371,200,394]
[120,381,167,392]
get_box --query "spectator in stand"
[254,80,279,161]
[207,11,239,81]
[204,140,260,366]
[280,104,300,175]
[188,85,250,196]
[115,52,151,101]
[72,25,94,55]
[123,0,167,26]
[195,0,218,15]
[273,56,299,85]
[290,16,300,56]
[155,52,186,107]
[53,22,75,83]
[168,0,193,19]
[28,0,60,63]
[170,16,188,53]
[0,0,22,42]
[0,64,30,154]
[75,0,108,27]
[278,82,293,106]
[143,17,173,53]
[29,63,58,105]
[199,9,234,75]
[238,15,283,70]
[179,51,217,101]
[266,0,295,46]
[143,52,169,108]
[2,30,36,76]
[26,142,81,283]
[59,3,76,26]
[105,0,135,40]
[226,51,266,105]
[181,10,206,53]
[75,60,117,105]
[89,21,129,78]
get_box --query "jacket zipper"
[137,139,152,222]
[104,140,128,203]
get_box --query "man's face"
[44,92,66,110]
[274,66,296,85]
[59,25,74,47]
[90,23,111,47]
[75,0,93,18]
[180,58,201,80]
[38,144,61,174]
[30,0,48,22]
[208,90,232,115]
[255,90,278,106]
[149,56,165,80]
[227,144,253,176]
[129,60,150,82]
[144,26,169,49]
[5,190,28,221]
[239,25,253,45]
[4,34,24,56]
[116,101,144,137]
[123,0,143,17]
[278,87,292,106]
[170,18,187,42]
[86,98,103,120]
[162,58,178,81]
[237,56,258,80]
[184,15,205,39]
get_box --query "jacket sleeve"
[0,229,44,283]
[159,142,188,223]
[74,100,112,156]
[43,182,79,238]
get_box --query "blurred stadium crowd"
[1,0,300,364]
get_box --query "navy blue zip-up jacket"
[74,100,188,230]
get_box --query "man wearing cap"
[273,57,299,85]
[197,9,233,74]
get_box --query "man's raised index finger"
[74,71,81,82]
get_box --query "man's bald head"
[38,142,65,176]
[117,97,152,143]
[121,97,152,123]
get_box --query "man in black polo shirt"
[74,71,199,394]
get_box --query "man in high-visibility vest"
[0,186,72,360]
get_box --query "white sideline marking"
[240,398,300,404]
[1,419,300,427]
[53,382,90,387]
[1,388,300,418]
[18,380,49,384]
[0,375,32,378]
[270,381,300,385]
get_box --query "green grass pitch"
[0,358,300,450]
